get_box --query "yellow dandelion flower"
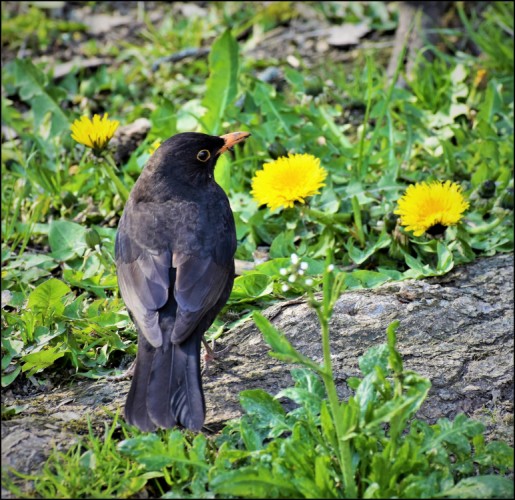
[148,139,162,155]
[70,113,120,155]
[395,180,469,237]
[251,153,327,211]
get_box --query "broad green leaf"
[276,368,325,418]
[27,278,71,318]
[439,475,514,499]
[269,230,296,258]
[351,270,391,288]
[1,338,24,370]
[201,29,239,135]
[8,59,70,137]
[21,344,65,376]
[1,366,21,387]
[48,220,88,261]
[231,273,273,302]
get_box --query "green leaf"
[27,278,71,318]
[8,59,70,137]
[231,273,273,302]
[439,475,514,499]
[48,220,88,261]
[252,81,292,134]
[436,241,454,273]
[252,312,321,371]
[269,230,296,258]
[240,389,290,438]
[22,344,65,376]
[201,29,239,135]
[210,468,300,498]
[358,344,389,376]
[347,232,391,265]
[351,270,391,288]
[2,366,22,387]
[214,154,231,194]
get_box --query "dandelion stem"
[316,252,357,498]
[465,215,505,234]
[103,153,130,202]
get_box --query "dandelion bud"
[85,228,101,249]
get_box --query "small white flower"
[281,284,289,292]
[305,278,314,286]
[300,261,308,270]
[290,253,299,265]
[288,274,296,283]
[298,269,304,276]
[279,268,288,276]
[327,264,335,272]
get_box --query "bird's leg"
[105,360,136,381]
[201,337,232,375]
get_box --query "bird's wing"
[171,252,231,344]
[115,228,171,348]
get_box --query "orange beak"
[217,131,251,155]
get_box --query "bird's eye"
[197,149,211,162]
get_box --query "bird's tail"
[124,333,205,431]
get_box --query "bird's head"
[145,131,250,188]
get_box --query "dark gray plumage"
[115,131,250,431]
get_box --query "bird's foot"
[105,360,135,381]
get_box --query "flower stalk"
[103,153,130,203]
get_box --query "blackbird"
[115,131,250,432]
